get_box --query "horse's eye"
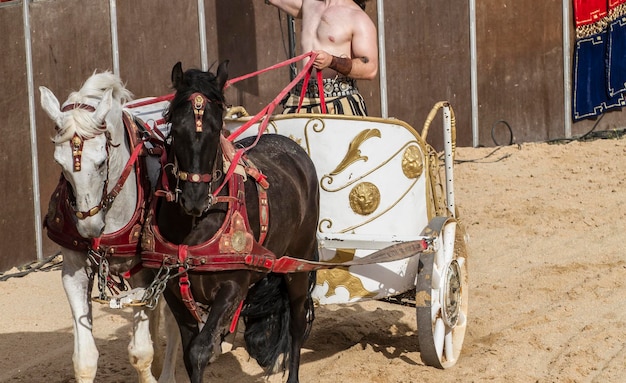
[96,160,106,171]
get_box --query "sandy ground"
[2,137,626,383]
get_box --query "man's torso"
[301,0,363,77]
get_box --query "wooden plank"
[217,1,306,116]
[372,0,472,149]
[116,0,201,97]
[30,0,113,261]
[0,4,37,271]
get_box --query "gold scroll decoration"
[316,248,378,300]
[329,128,381,176]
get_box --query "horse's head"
[165,61,229,216]
[40,72,133,238]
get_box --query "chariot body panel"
[225,114,448,304]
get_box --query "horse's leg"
[163,288,200,380]
[127,270,162,383]
[129,302,182,383]
[127,305,157,383]
[158,302,181,383]
[61,249,98,383]
[221,320,237,353]
[149,300,164,377]
[284,271,315,383]
[188,283,243,383]
[146,299,181,381]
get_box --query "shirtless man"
[264,0,379,115]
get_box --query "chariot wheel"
[416,217,468,368]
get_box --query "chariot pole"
[287,15,297,81]
[109,0,120,75]
[376,0,389,118]
[23,0,43,261]
[198,0,209,71]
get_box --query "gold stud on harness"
[71,134,84,172]
[191,93,207,132]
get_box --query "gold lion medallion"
[401,145,423,179]
[349,182,380,215]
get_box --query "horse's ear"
[216,60,229,90]
[93,89,113,127]
[39,86,63,128]
[172,62,184,89]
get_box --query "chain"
[88,247,192,309]
[141,263,190,309]
[97,255,110,301]
[88,248,130,302]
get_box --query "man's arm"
[345,11,379,80]
[312,13,378,80]
[264,0,303,18]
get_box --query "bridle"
[59,102,140,220]
[164,92,226,209]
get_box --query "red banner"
[573,0,607,27]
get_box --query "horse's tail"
[242,249,318,373]
[242,273,291,373]
[303,249,319,340]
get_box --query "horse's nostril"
[180,196,199,217]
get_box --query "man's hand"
[312,50,333,70]
[313,50,353,76]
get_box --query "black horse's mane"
[165,68,226,123]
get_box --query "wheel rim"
[416,219,468,369]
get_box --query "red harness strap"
[295,65,327,114]
[218,135,270,243]
[177,244,204,322]
[142,173,276,324]
[230,300,244,333]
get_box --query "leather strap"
[178,244,203,322]
[257,186,269,244]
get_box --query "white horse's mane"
[53,71,134,143]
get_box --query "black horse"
[142,61,319,383]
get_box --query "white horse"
[40,72,179,383]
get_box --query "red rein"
[225,51,326,144]
[212,52,325,200]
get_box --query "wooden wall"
[0,3,34,271]
[0,0,623,270]
[31,0,113,252]
[383,0,472,148]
